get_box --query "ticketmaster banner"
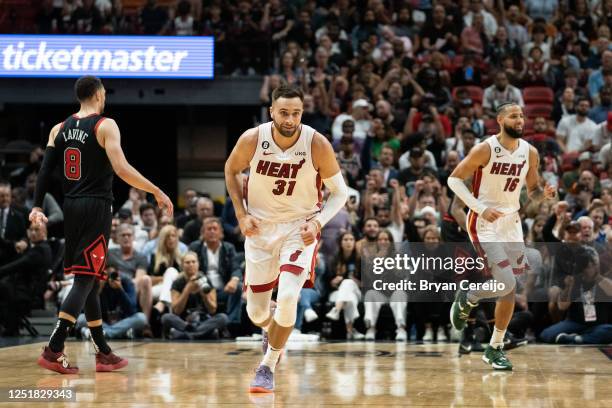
[359,242,612,302]
[0,35,214,78]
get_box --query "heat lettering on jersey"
[489,160,526,176]
[255,158,306,179]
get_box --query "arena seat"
[523,87,554,104]
[524,104,553,119]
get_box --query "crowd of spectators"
[1,0,612,345]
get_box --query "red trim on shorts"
[280,264,304,275]
[304,236,320,289]
[93,117,106,136]
[248,277,279,293]
[467,211,490,276]
[497,259,511,269]
[512,267,524,275]
[244,175,249,207]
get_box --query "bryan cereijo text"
[371,279,507,294]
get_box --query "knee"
[134,312,148,329]
[246,300,271,325]
[274,292,299,327]
[496,274,517,297]
[161,313,173,327]
[136,275,152,290]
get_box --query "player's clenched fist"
[481,208,504,223]
[300,220,320,246]
[29,207,48,226]
[239,214,261,237]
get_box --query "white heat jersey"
[246,122,322,223]
[472,136,531,214]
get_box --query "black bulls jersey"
[54,114,114,201]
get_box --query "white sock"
[489,327,506,349]
[261,346,282,372]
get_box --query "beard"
[503,124,523,139]
[273,119,299,138]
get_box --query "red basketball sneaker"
[37,346,79,374]
[95,351,128,372]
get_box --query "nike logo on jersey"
[263,152,274,156]
[496,155,504,158]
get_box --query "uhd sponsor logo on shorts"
[0,35,214,78]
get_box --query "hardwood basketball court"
[0,341,610,406]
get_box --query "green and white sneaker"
[450,290,476,331]
[482,345,513,371]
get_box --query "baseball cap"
[352,99,371,109]
[117,208,132,219]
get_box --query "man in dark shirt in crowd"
[0,223,51,335]
[540,248,612,344]
[188,217,243,323]
[161,251,229,339]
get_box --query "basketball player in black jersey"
[30,76,173,374]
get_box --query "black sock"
[48,318,74,353]
[89,325,111,354]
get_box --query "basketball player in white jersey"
[225,85,348,392]
[447,103,556,370]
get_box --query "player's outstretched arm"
[447,142,502,222]
[100,119,173,217]
[224,128,259,237]
[29,123,62,225]
[525,145,556,203]
[303,133,348,245]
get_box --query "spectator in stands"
[521,46,549,86]
[552,87,577,125]
[463,0,497,40]
[460,13,487,56]
[148,225,183,313]
[363,229,408,341]
[556,97,599,152]
[302,88,332,138]
[139,203,158,242]
[356,217,379,255]
[0,223,51,336]
[140,0,170,35]
[76,265,147,339]
[261,0,295,50]
[37,0,64,33]
[141,214,184,261]
[398,147,437,187]
[174,0,195,36]
[107,223,153,324]
[175,188,197,228]
[117,208,149,251]
[332,99,372,142]
[523,23,552,62]
[452,54,483,86]
[188,217,243,323]
[501,5,529,47]
[588,51,612,105]
[589,85,612,124]
[162,252,229,339]
[419,4,459,55]
[70,0,103,34]
[325,231,363,340]
[0,181,27,265]
[540,248,612,344]
[181,196,213,245]
[482,71,524,117]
